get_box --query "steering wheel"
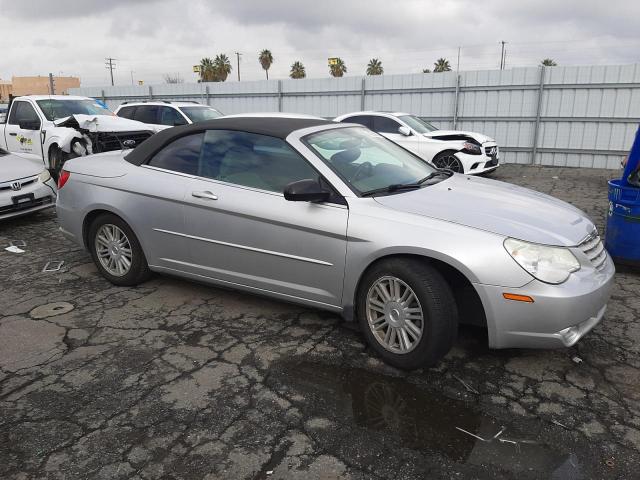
[350,161,373,182]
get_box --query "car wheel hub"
[95,224,133,277]
[366,276,424,354]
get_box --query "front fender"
[44,127,84,155]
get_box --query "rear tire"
[356,258,458,369]
[432,151,464,173]
[88,213,151,286]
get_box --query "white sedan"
[0,150,56,220]
[335,111,499,175]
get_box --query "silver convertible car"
[56,117,615,368]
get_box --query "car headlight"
[38,170,51,183]
[504,238,580,284]
[462,142,481,155]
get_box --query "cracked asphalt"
[1,164,639,479]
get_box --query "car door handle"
[9,133,17,136]
[192,191,218,200]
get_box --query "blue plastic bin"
[605,124,640,267]
[606,179,640,266]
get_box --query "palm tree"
[200,57,216,82]
[290,61,306,79]
[329,58,347,77]
[366,58,383,75]
[422,68,431,73]
[541,58,557,67]
[433,58,451,73]
[259,49,274,80]
[213,54,232,82]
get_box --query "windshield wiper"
[361,183,423,197]
[417,169,454,184]
[361,170,453,197]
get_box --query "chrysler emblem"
[11,181,21,191]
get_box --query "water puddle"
[269,361,585,479]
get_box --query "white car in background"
[0,149,56,220]
[115,101,223,129]
[335,111,499,175]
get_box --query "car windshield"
[304,126,436,195]
[36,99,113,121]
[179,106,223,122]
[398,115,438,134]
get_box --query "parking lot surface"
[1,164,639,479]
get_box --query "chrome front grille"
[579,232,607,270]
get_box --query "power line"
[105,57,117,86]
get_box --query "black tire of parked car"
[48,145,69,181]
[356,258,458,369]
[88,213,152,286]
[432,150,464,173]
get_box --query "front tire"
[88,213,151,286]
[432,151,464,173]
[356,258,458,369]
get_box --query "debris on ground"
[572,356,583,364]
[42,261,65,273]
[5,240,26,253]
[551,419,569,429]
[455,426,505,442]
[453,375,479,394]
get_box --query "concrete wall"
[71,64,640,169]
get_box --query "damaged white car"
[0,95,160,175]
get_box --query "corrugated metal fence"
[71,64,640,169]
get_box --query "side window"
[198,130,319,193]
[117,106,136,119]
[342,115,372,129]
[134,105,160,124]
[8,102,41,128]
[159,106,188,126]
[373,116,402,134]
[147,132,203,175]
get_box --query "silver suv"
[115,101,223,128]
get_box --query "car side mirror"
[284,179,331,202]
[398,126,411,136]
[19,119,40,130]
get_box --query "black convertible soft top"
[125,116,333,166]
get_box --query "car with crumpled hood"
[0,95,161,177]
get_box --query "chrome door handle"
[192,191,218,200]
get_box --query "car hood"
[0,152,44,181]
[373,175,594,246]
[425,130,495,144]
[54,114,158,133]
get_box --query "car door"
[5,101,45,164]
[182,129,349,307]
[372,116,423,157]
[131,132,204,270]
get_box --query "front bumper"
[475,253,615,349]
[456,146,500,175]
[0,179,56,220]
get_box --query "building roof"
[125,116,334,166]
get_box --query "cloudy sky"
[1,0,638,86]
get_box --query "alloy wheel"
[366,276,424,354]
[95,224,133,276]
[433,154,463,173]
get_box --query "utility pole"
[130,71,135,86]
[235,52,242,81]
[456,46,461,72]
[48,73,55,95]
[499,41,506,70]
[105,57,117,86]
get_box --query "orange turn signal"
[503,293,534,303]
